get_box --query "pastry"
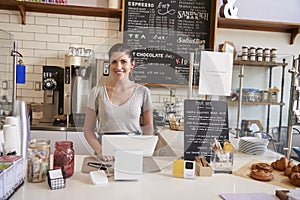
[284,163,299,176]
[250,169,274,181]
[271,157,290,171]
[251,163,273,172]
[289,172,300,187]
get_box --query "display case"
[0,29,22,128]
[0,29,14,124]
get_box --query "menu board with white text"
[184,100,229,161]
[123,0,217,86]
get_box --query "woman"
[84,43,154,161]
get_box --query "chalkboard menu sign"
[184,100,229,161]
[123,0,217,86]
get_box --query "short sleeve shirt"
[86,84,152,134]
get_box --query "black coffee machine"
[42,66,64,118]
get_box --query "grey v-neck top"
[86,84,152,134]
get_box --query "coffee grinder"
[42,66,64,119]
[64,48,96,127]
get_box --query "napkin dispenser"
[172,160,195,179]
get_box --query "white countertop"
[7,126,299,199]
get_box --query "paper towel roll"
[4,116,21,154]
[3,124,20,154]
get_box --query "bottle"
[53,141,75,178]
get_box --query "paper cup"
[3,124,20,154]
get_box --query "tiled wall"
[0,9,191,113]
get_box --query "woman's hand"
[96,152,114,162]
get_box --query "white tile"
[12,32,35,41]
[36,17,59,26]
[47,42,70,51]
[35,33,59,42]
[23,41,47,50]
[47,13,70,19]
[24,57,47,66]
[71,27,94,36]
[23,25,47,33]
[60,19,83,27]
[83,36,106,45]
[59,35,82,43]
[46,58,65,66]
[71,15,95,20]
[17,82,33,89]
[83,20,106,29]
[34,49,59,58]
[47,26,71,35]
[0,14,9,22]
[0,22,22,32]
[107,21,119,30]
[95,29,109,37]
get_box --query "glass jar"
[27,139,50,183]
[53,141,75,178]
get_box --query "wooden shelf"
[227,101,285,106]
[0,0,122,24]
[233,60,288,67]
[218,17,300,45]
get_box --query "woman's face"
[109,51,134,80]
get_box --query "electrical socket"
[35,81,41,91]
[170,88,176,97]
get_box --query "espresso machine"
[42,66,64,118]
[64,47,96,127]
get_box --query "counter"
[10,153,287,200]
[9,145,297,200]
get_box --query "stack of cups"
[15,100,30,158]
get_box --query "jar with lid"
[53,141,75,178]
[27,139,50,183]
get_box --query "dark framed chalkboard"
[183,100,229,161]
[122,0,217,86]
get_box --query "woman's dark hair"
[108,43,134,62]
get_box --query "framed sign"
[122,0,218,86]
[184,100,229,161]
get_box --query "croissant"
[271,157,289,171]
[289,172,300,187]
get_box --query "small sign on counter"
[184,100,229,161]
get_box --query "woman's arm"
[142,109,154,135]
[83,107,102,155]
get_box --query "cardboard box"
[195,156,212,177]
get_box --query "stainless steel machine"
[64,48,96,127]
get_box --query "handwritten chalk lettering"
[128,1,154,8]
[135,52,164,58]
[157,2,176,16]
[178,11,209,20]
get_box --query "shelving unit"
[0,0,122,24]
[233,59,288,137]
[218,17,300,45]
